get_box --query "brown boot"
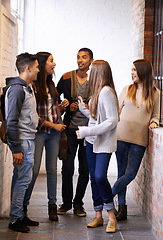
[114,207,119,217]
[116,205,127,221]
[48,204,58,221]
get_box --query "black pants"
[61,128,89,207]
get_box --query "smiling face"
[77,51,93,72]
[45,55,56,75]
[131,64,140,84]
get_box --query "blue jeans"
[24,129,60,206]
[112,140,146,205]
[86,141,114,211]
[62,128,89,207]
[9,139,35,223]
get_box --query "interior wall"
[130,1,163,239]
[0,2,18,217]
[23,0,133,175]
[24,0,132,95]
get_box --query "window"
[153,0,163,126]
[11,0,24,53]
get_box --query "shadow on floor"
[0,174,156,240]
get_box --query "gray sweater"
[78,86,118,153]
[4,77,38,153]
[78,102,96,144]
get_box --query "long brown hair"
[89,60,118,119]
[127,59,156,113]
[34,52,58,103]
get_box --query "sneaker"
[8,218,30,233]
[106,218,117,233]
[57,204,72,215]
[22,216,39,226]
[74,206,86,217]
[87,217,103,228]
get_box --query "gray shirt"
[69,79,89,129]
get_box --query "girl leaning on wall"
[112,59,160,221]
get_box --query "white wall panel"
[24,0,133,175]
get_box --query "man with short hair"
[57,48,94,217]
[4,53,39,233]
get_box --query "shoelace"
[108,220,115,228]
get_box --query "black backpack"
[0,93,7,143]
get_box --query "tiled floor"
[0,174,156,240]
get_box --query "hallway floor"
[0,174,156,240]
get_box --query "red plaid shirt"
[37,96,58,133]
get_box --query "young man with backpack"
[57,48,93,216]
[3,53,39,233]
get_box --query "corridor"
[0,174,156,240]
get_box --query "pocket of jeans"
[21,139,34,156]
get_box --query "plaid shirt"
[37,94,58,133]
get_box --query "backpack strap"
[0,90,8,144]
[70,70,77,101]
[4,86,11,119]
[0,94,5,120]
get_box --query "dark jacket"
[57,70,91,126]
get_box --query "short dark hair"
[78,48,93,59]
[16,52,37,73]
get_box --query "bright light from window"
[11,0,24,53]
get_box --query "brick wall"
[131,0,145,59]
[0,4,17,86]
[131,1,163,240]
[133,129,163,240]
[131,0,154,61]
[144,0,155,63]
[0,3,18,217]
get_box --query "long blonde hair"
[127,59,156,113]
[89,60,118,119]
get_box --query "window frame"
[153,0,163,126]
[11,0,24,53]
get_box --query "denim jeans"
[24,129,60,206]
[9,139,35,223]
[62,128,89,207]
[112,140,146,205]
[86,141,114,211]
